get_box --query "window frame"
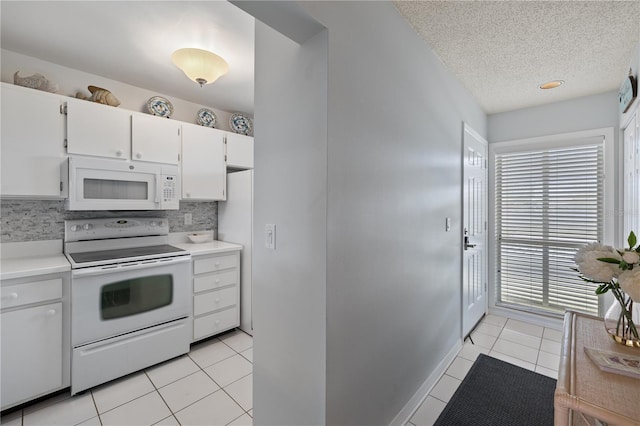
[488,127,615,317]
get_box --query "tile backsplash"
[0,199,217,243]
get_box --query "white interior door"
[462,123,488,338]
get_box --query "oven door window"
[101,275,173,320]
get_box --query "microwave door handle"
[155,176,162,204]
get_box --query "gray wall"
[316,3,485,424]
[253,21,328,426]
[251,2,486,425]
[488,91,619,142]
[0,200,216,242]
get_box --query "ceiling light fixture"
[171,48,229,87]
[539,80,564,90]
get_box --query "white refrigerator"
[217,169,253,335]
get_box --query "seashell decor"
[14,71,59,93]
[75,85,121,107]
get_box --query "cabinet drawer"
[1,278,62,309]
[193,254,237,275]
[193,307,238,341]
[194,286,237,317]
[194,270,237,293]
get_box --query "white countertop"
[1,240,70,281]
[172,240,242,256]
[168,231,242,256]
[0,235,242,280]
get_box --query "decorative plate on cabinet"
[229,112,253,135]
[196,108,217,127]
[147,96,174,118]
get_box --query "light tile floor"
[1,329,254,426]
[406,314,562,426]
[1,315,560,426]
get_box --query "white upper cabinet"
[67,100,180,165]
[131,113,181,165]
[181,123,226,201]
[1,83,66,198]
[66,97,131,160]
[225,132,254,169]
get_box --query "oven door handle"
[72,255,191,278]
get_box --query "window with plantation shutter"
[494,136,604,316]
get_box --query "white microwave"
[62,156,180,210]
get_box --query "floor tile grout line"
[428,394,450,405]
[145,362,227,419]
[161,336,253,418]
[225,411,248,426]
[220,386,253,424]
[92,383,158,418]
[219,374,253,413]
[188,350,237,371]
[88,391,103,426]
[166,388,220,419]
[143,370,175,422]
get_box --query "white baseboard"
[488,306,564,330]
[389,340,462,426]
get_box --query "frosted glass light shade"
[172,48,229,86]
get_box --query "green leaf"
[595,284,610,294]
[597,257,621,264]
[628,231,637,249]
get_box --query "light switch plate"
[184,213,193,225]
[265,224,276,249]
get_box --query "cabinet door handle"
[46,309,56,316]
[215,298,221,303]
[215,279,220,284]
[115,150,123,157]
[3,292,18,300]
[135,152,142,159]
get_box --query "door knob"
[464,227,476,250]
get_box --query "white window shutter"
[495,139,604,315]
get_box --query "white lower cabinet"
[191,250,240,342]
[1,274,70,410]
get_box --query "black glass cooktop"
[68,244,186,264]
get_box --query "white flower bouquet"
[574,231,640,344]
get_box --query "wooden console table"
[555,311,640,426]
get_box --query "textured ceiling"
[394,1,640,114]
[2,2,639,116]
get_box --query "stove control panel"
[64,218,169,242]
